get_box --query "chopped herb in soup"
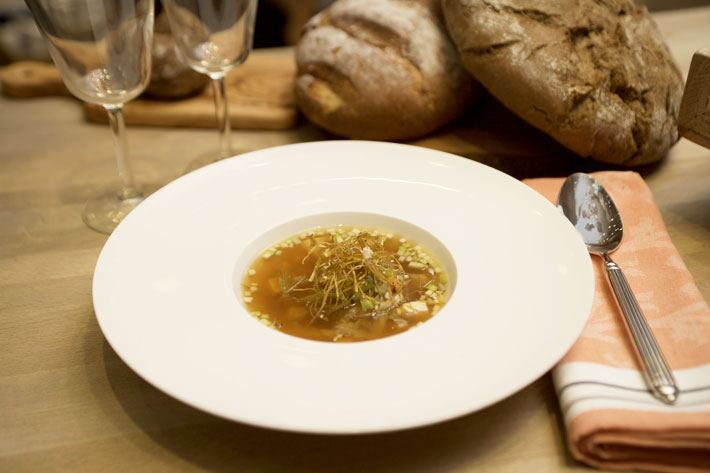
[241,226,449,342]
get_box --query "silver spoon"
[558,173,679,404]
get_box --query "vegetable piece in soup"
[241,226,449,342]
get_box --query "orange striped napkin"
[525,171,710,473]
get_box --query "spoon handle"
[603,254,679,404]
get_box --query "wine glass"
[25,0,154,234]
[161,0,257,171]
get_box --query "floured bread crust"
[296,0,479,140]
[443,0,684,165]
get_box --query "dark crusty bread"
[295,0,479,140]
[443,0,684,166]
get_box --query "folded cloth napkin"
[525,171,710,473]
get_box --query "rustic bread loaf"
[295,0,479,140]
[144,14,208,100]
[443,0,683,166]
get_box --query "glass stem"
[105,105,140,200]
[212,76,231,160]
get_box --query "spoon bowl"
[558,173,623,255]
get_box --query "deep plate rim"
[92,140,594,434]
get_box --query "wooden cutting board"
[0,48,298,130]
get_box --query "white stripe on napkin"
[553,362,710,423]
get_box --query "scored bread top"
[296,0,478,140]
[443,0,684,165]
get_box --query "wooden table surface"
[1,7,709,473]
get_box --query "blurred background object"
[261,0,331,46]
[0,0,331,65]
[144,12,208,99]
[1,0,707,66]
[0,0,49,63]
[642,0,710,10]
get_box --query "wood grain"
[0,61,70,98]
[678,47,710,149]
[0,49,297,130]
[0,8,709,473]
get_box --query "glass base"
[82,189,145,235]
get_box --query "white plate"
[93,141,593,434]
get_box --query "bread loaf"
[443,0,683,166]
[295,0,479,140]
[144,14,208,100]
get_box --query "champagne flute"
[161,0,257,171]
[25,0,154,234]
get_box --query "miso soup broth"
[240,225,450,342]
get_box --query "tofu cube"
[402,301,428,315]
